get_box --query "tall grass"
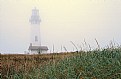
[1,53,75,79]
[1,47,121,79]
[30,48,121,79]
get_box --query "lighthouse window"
[35,36,38,42]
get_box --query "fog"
[0,0,121,53]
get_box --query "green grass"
[1,47,121,79]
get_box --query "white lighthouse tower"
[28,8,48,54]
[30,7,41,46]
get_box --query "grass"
[1,53,75,79]
[1,47,121,79]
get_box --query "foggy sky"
[0,0,121,54]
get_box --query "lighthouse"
[28,8,48,54]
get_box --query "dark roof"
[28,46,48,50]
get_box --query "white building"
[28,8,48,54]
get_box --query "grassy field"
[1,52,76,79]
[1,47,121,79]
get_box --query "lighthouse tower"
[30,7,41,46]
[28,8,48,54]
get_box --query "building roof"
[28,46,48,50]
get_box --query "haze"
[0,0,121,54]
